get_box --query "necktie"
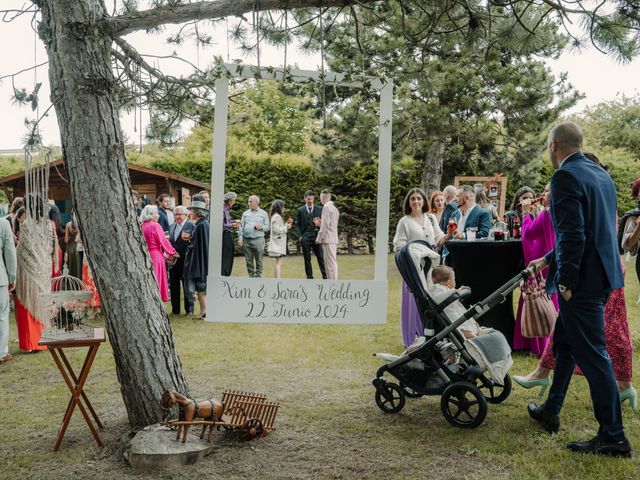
[174,223,182,241]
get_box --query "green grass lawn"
[1,254,639,480]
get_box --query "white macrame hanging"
[15,149,57,325]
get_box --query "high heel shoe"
[619,386,637,409]
[513,375,551,397]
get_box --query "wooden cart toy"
[162,389,280,443]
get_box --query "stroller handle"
[474,266,535,312]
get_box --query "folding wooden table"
[39,328,106,451]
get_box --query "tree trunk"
[40,0,188,428]
[347,233,354,255]
[420,140,446,196]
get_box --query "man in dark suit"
[157,193,172,234]
[528,121,630,457]
[439,185,459,232]
[450,185,492,238]
[169,206,195,315]
[295,191,327,279]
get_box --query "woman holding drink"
[268,199,293,278]
[512,184,553,355]
[393,188,454,347]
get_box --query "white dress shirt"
[457,203,476,233]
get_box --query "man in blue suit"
[450,185,492,239]
[527,121,630,457]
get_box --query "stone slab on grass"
[125,424,214,470]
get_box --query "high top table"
[444,239,524,346]
[39,328,106,451]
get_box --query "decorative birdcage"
[41,264,96,339]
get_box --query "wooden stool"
[39,328,106,451]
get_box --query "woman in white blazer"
[268,199,292,278]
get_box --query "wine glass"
[448,218,458,234]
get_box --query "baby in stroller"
[429,265,481,338]
[373,240,532,428]
[429,265,513,386]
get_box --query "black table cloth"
[444,239,524,346]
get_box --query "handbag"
[521,274,557,338]
[164,252,179,267]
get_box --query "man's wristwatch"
[558,284,568,293]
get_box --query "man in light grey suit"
[316,190,340,280]
[0,217,17,364]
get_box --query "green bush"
[152,154,423,253]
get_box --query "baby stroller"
[372,240,534,428]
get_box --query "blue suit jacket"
[450,205,492,238]
[544,152,624,294]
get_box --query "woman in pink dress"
[140,205,176,302]
[513,184,554,356]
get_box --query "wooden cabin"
[0,159,209,221]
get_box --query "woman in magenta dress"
[140,205,176,302]
[513,184,554,356]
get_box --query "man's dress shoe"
[567,436,632,458]
[527,402,560,433]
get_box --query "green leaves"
[229,82,312,155]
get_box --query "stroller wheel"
[375,382,406,414]
[400,383,423,398]
[440,382,487,428]
[482,373,512,404]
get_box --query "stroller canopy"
[395,240,441,304]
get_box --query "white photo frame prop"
[206,63,393,324]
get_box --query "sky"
[1,4,639,151]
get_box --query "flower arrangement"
[45,298,99,332]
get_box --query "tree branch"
[109,0,379,36]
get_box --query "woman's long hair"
[403,188,429,215]
[13,206,25,237]
[270,199,284,219]
[475,191,489,208]
[510,186,535,212]
[429,191,444,214]
[48,204,65,240]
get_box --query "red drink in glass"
[448,219,457,233]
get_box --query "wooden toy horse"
[161,390,222,442]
